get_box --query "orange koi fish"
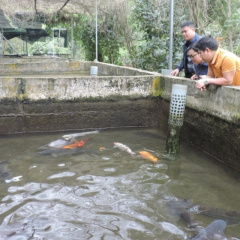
[62,139,85,149]
[99,147,106,151]
[139,151,158,163]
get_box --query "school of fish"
[38,131,159,164]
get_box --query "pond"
[0,127,240,239]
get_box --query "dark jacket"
[177,33,201,78]
[193,62,208,79]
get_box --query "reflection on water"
[0,128,240,239]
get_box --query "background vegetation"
[4,0,240,73]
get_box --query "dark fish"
[197,205,240,226]
[0,159,10,181]
[191,219,226,240]
[167,199,198,228]
[134,131,166,140]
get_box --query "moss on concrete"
[151,76,164,97]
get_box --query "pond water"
[0,127,240,240]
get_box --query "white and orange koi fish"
[113,142,136,156]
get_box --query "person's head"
[194,35,219,63]
[188,46,203,65]
[181,21,196,41]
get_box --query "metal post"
[168,0,174,70]
[26,36,28,56]
[0,30,3,57]
[59,27,61,48]
[52,29,54,56]
[71,15,74,59]
[95,0,98,61]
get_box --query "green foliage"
[130,0,169,71]
[39,0,240,72]
[98,14,122,64]
[76,15,96,60]
[28,38,71,56]
[130,0,184,72]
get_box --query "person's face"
[181,26,195,41]
[198,48,212,63]
[188,49,202,64]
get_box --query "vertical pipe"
[71,15,74,59]
[26,36,28,56]
[165,84,188,158]
[168,0,174,70]
[95,0,98,61]
[59,27,61,48]
[52,29,54,56]
[22,35,24,54]
[0,30,3,57]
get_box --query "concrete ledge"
[158,75,240,126]
[0,68,239,126]
[0,59,157,76]
[0,62,239,127]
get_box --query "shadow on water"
[0,127,239,239]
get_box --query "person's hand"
[195,79,207,91]
[170,69,179,76]
[199,75,208,79]
[191,74,198,80]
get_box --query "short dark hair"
[181,21,195,29]
[194,35,219,51]
[188,43,198,53]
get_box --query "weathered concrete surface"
[0,58,239,171]
[0,99,161,134]
[0,58,155,76]
[156,76,240,125]
[152,76,240,171]
[0,76,157,100]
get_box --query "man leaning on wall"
[194,35,240,91]
[170,21,201,78]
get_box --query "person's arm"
[170,45,185,76]
[196,70,235,91]
[170,59,184,76]
[196,57,236,90]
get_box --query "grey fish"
[38,138,74,150]
[167,199,198,228]
[197,205,240,226]
[191,219,226,240]
[0,159,10,181]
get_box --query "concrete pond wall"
[0,57,239,171]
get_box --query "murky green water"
[0,128,240,239]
